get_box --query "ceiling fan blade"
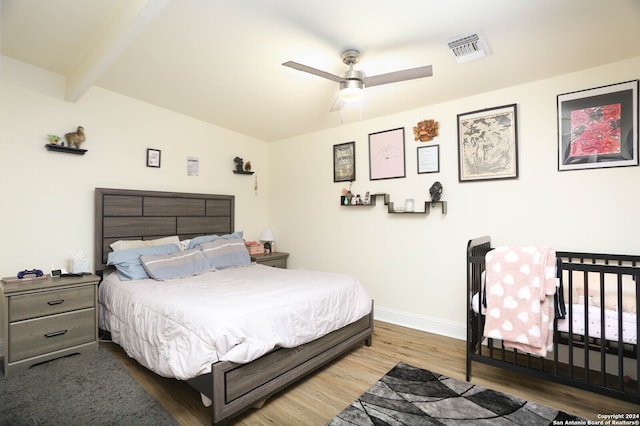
[363,65,433,88]
[330,94,342,112]
[282,61,344,83]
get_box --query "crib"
[466,236,640,403]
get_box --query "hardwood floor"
[102,321,639,425]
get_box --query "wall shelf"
[233,170,254,175]
[45,144,87,155]
[340,192,446,215]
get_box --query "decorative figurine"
[244,161,252,171]
[429,181,443,205]
[65,126,86,148]
[234,157,244,172]
[47,134,62,145]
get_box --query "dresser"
[252,252,289,269]
[0,274,99,376]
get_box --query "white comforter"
[99,264,372,380]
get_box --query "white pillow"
[110,236,181,251]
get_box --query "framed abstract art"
[557,80,638,171]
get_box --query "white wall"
[2,55,638,340]
[268,56,640,339]
[0,57,269,276]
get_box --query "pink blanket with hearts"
[483,246,557,356]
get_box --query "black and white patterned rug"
[328,362,584,425]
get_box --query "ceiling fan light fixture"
[340,79,364,102]
[282,48,433,111]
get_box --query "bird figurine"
[65,126,86,148]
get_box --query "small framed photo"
[146,148,161,168]
[417,144,440,174]
[457,104,518,182]
[558,80,638,171]
[369,127,406,180]
[333,141,356,182]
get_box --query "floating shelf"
[340,192,447,215]
[233,170,254,175]
[45,144,87,155]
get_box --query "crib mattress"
[471,293,637,345]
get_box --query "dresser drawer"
[9,308,95,362]
[258,258,287,268]
[9,285,94,321]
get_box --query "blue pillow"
[107,243,181,281]
[186,231,243,250]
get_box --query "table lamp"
[260,229,275,254]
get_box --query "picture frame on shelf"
[368,127,406,180]
[333,141,356,182]
[457,104,518,182]
[557,80,638,171]
[417,144,440,174]
[146,148,161,168]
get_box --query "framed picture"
[146,148,161,168]
[457,104,518,182]
[333,141,356,182]
[557,80,638,171]
[417,144,439,174]
[368,127,406,180]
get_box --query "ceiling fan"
[282,49,433,110]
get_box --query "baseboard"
[374,306,466,341]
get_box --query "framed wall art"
[417,144,439,174]
[146,148,161,168]
[368,127,406,180]
[557,80,638,171]
[457,104,519,182]
[333,141,356,182]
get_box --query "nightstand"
[0,274,99,376]
[252,252,289,269]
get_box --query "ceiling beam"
[65,0,170,102]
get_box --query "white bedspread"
[99,264,372,380]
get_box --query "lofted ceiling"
[2,0,640,142]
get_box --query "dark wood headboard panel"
[95,188,235,274]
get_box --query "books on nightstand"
[245,241,265,255]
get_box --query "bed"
[94,188,374,425]
[467,236,640,404]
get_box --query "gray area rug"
[0,346,178,426]
[328,362,584,425]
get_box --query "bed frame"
[467,236,640,404]
[94,188,374,425]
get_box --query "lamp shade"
[340,79,364,103]
[260,229,274,242]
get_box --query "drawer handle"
[44,330,68,338]
[47,299,65,305]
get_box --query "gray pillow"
[140,248,214,280]
[199,237,250,269]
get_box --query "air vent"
[447,32,489,63]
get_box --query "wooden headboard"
[94,188,235,274]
